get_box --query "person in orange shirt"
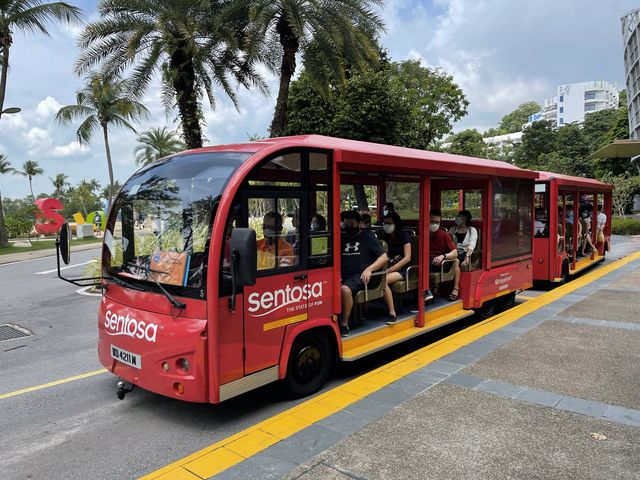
[257,211,295,270]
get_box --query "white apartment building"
[622,8,640,139]
[527,81,619,128]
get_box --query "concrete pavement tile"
[601,405,640,427]
[264,424,343,466]
[421,359,464,375]
[283,384,640,480]
[464,321,640,410]
[212,459,276,480]
[559,289,640,323]
[443,373,485,389]
[556,397,608,418]
[606,266,640,290]
[341,397,391,423]
[365,385,413,407]
[439,351,480,366]
[475,378,523,398]
[401,369,450,385]
[391,376,437,396]
[316,409,373,435]
[240,453,298,479]
[454,342,497,357]
[515,388,564,408]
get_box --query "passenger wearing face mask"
[339,210,388,337]
[374,202,395,226]
[256,211,294,270]
[310,213,327,232]
[381,213,411,323]
[448,209,477,301]
[428,209,458,299]
[579,208,596,256]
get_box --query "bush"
[611,217,640,235]
[5,215,33,239]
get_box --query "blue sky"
[0,0,637,200]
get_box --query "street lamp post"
[0,106,21,118]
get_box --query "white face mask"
[383,209,389,217]
[383,224,395,234]
[264,228,275,238]
[340,221,346,230]
[454,217,463,226]
[429,222,439,233]
[311,222,320,231]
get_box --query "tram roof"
[536,171,613,191]
[191,135,538,179]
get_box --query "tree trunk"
[170,46,203,150]
[29,178,34,199]
[0,190,9,248]
[102,123,115,208]
[354,185,368,211]
[0,28,11,117]
[269,16,299,137]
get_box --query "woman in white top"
[448,210,478,300]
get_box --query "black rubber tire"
[475,300,496,320]
[284,331,333,398]
[497,292,516,312]
[558,261,569,285]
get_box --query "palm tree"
[49,173,70,198]
[55,74,148,206]
[134,127,186,166]
[74,179,101,217]
[0,154,15,247]
[101,180,121,204]
[14,160,44,199]
[75,0,267,150]
[242,0,385,136]
[0,1,82,118]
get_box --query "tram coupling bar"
[116,380,135,400]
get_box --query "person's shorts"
[429,259,453,273]
[397,266,408,280]
[342,274,364,293]
[457,250,467,263]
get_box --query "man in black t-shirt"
[340,210,388,337]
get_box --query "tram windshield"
[103,151,250,293]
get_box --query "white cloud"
[21,127,53,155]
[36,96,62,119]
[52,141,89,157]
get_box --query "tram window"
[309,152,329,187]
[386,182,419,220]
[309,190,332,267]
[248,152,302,187]
[248,197,300,270]
[463,190,483,220]
[340,184,378,221]
[440,190,460,220]
[491,178,533,262]
[534,188,549,238]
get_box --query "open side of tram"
[85,135,538,404]
[532,172,613,284]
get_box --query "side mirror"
[59,222,71,265]
[230,228,256,287]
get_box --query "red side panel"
[472,259,533,308]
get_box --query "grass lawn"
[0,237,103,256]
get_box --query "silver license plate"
[111,345,142,369]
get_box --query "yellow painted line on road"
[0,369,108,400]
[142,250,640,480]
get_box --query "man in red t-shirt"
[428,209,457,299]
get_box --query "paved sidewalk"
[0,241,101,265]
[212,252,640,480]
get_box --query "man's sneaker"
[385,314,397,326]
[339,325,351,337]
[424,289,434,302]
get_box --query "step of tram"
[341,300,473,361]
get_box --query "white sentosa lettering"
[248,282,323,317]
[103,310,158,342]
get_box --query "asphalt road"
[1,239,638,480]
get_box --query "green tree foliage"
[285,60,468,149]
[134,127,186,166]
[13,160,44,198]
[76,0,265,150]
[0,154,14,247]
[555,123,592,176]
[498,101,541,134]
[55,74,148,205]
[0,1,82,119]
[242,0,385,137]
[514,120,557,169]
[600,173,637,217]
[49,173,70,198]
[446,129,486,157]
[582,108,618,152]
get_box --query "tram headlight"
[162,361,170,372]
[176,358,190,373]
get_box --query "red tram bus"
[532,172,612,284]
[57,135,537,403]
